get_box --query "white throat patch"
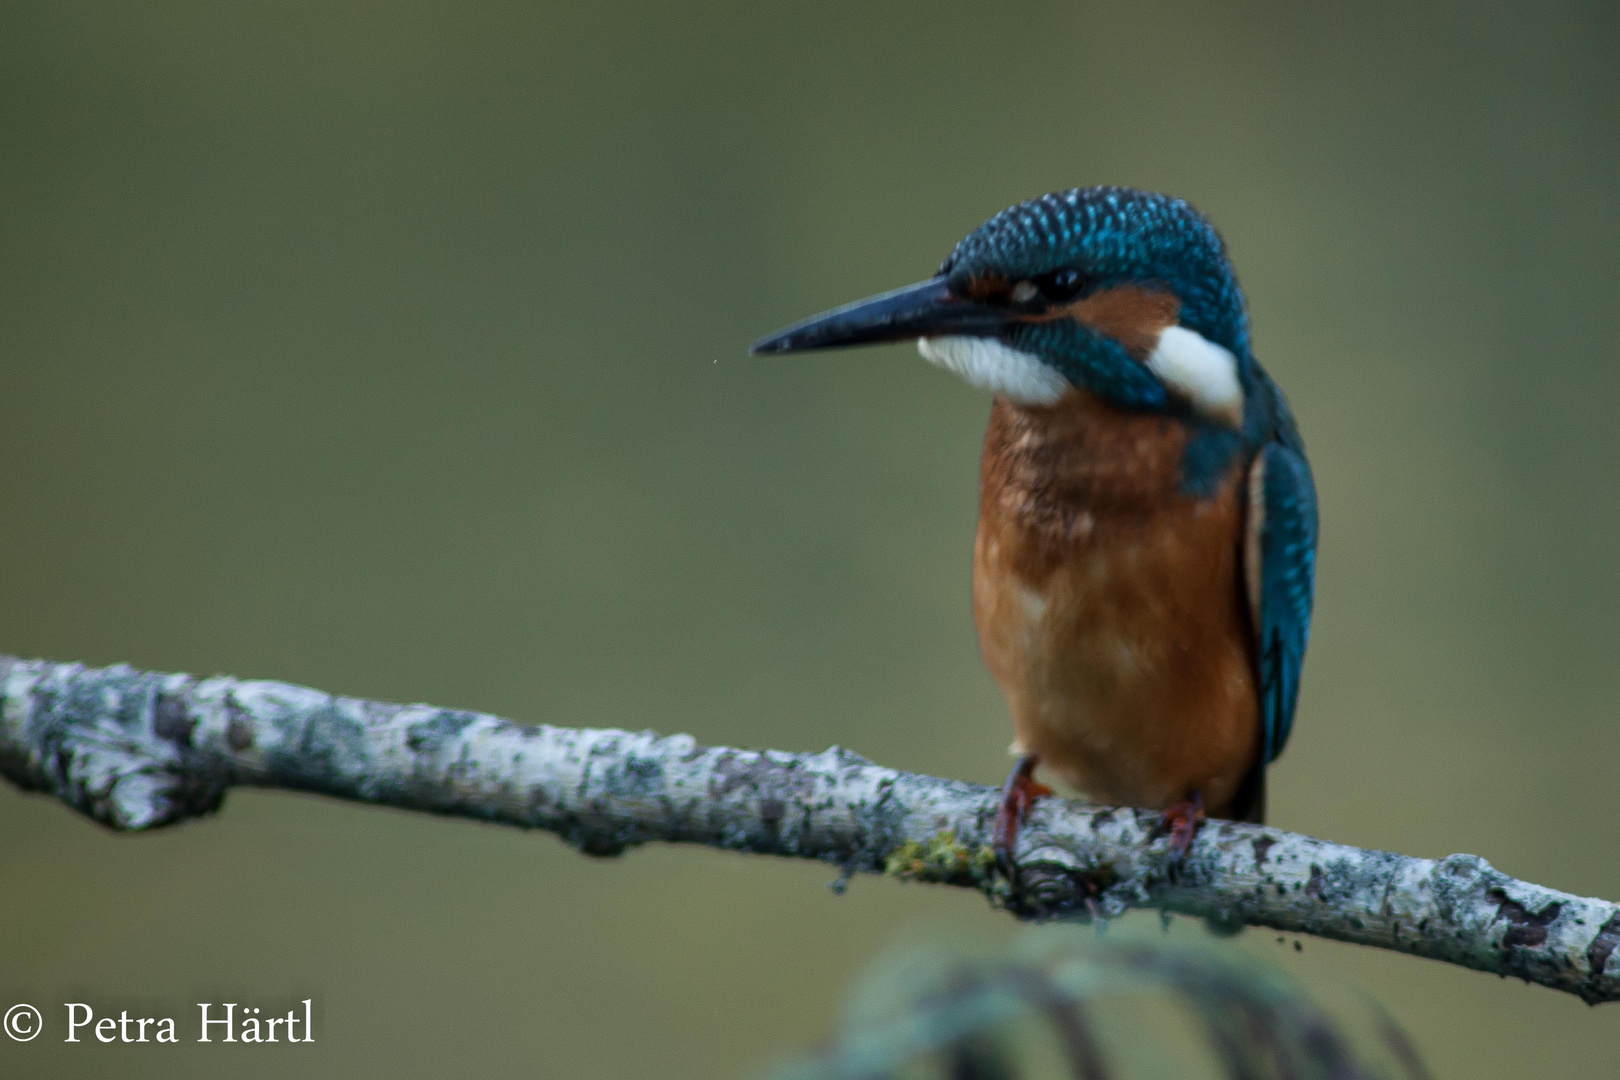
[1145,326,1244,427]
[917,335,1069,406]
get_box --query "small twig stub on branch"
[2,655,1616,1004]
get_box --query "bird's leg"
[1152,790,1206,860]
[992,754,1052,874]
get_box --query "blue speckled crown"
[942,187,1250,358]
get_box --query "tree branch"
[3,655,1615,1004]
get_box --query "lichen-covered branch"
[3,655,1616,1004]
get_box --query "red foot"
[993,755,1051,872]
[1154,792,1206,859]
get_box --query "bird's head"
[752,187,1253,427]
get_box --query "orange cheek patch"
[1030,285,1181,360]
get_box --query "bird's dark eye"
[1033,268,1086,302]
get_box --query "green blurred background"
[2,1,1617,1076]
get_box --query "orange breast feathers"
[972,393,1261,817]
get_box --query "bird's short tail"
[1226,759,1267,824]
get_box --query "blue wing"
[1251,437,1317,764]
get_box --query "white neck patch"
[917,335,1069,406]
[1145,325,1244,427]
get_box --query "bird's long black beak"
[749,277,1004,355]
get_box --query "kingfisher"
[751,187,1317,857]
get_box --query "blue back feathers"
[1255,408,1317,763]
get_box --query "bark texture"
[2,655,1615,1004]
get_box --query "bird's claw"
[1150,792,1206,868]
[992,755,1051,878]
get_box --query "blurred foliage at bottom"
[768,927,1430,1080]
